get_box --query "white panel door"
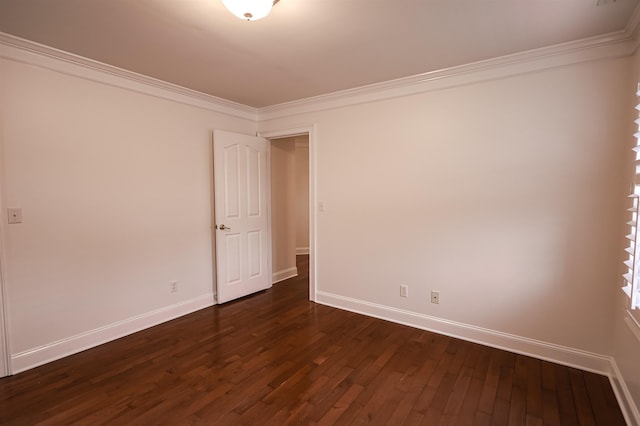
[213,130,270,304]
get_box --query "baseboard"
[272,267,298,284]
[11,293,214,374]
[316,291,612,374]
[609,359,640,426]
[296,247,309,255]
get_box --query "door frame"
[0,198,11,376]
[259,125,317,302]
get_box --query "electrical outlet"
[431,290,440,304]
[400,285,408,298]
[7,207,22,224]
[170,281,178,293]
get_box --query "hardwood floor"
[0,256,626,425]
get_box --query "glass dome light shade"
[222,0,273,21]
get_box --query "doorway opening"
[261,126,316,302]
[269,135,309,285]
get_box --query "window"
[623,85,640,310]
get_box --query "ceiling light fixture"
[222,0,279,21]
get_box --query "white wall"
[295,138,309,254]
[259,57,630,358]
[0,53,256,370]
[270,137,297,282]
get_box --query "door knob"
[217,224,231,231]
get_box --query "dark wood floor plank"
[385,343,442,423]
[441,344,488,425]
[477,348,505,416]
[349,371,405,425]
[412,349,456,413]
[491,356,515,426]
[525,413,544,426]
[307,366,355,420]
[455,375,486,425]
[553,363,580,426]
[524,356,543,420]
[316,382,364,425]
[507,385,527,426]
[540,360,561,426]
[507,355,528,425]
[0,256,626,425]
[583,370,627,426]
[569,369,597,426]
[404,410,426,425]
[474,410,492,426]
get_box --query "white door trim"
[0,197,12,376]
[258,125,317,302]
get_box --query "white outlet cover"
[8,207,22,224]
[400,285,408,297]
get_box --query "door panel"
[246,147,261,217]
[248,230,262,278]
[225,233,241,285]
[223,145,240,218]
[214,130,270,304]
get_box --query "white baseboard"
[272,267,298,284]
[315,291,611,374]
[609,359,640,426]
[11,293,214,374]
[296,247,309,255]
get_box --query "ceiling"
[0,0,638,108]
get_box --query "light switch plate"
[8,208,22,224]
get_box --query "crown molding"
[258,31,636,122]
[626,1,640,55]
[626,1,640,40]
[0,33,258,122]
[2,25,638,125]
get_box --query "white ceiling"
[0,0,638,108]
